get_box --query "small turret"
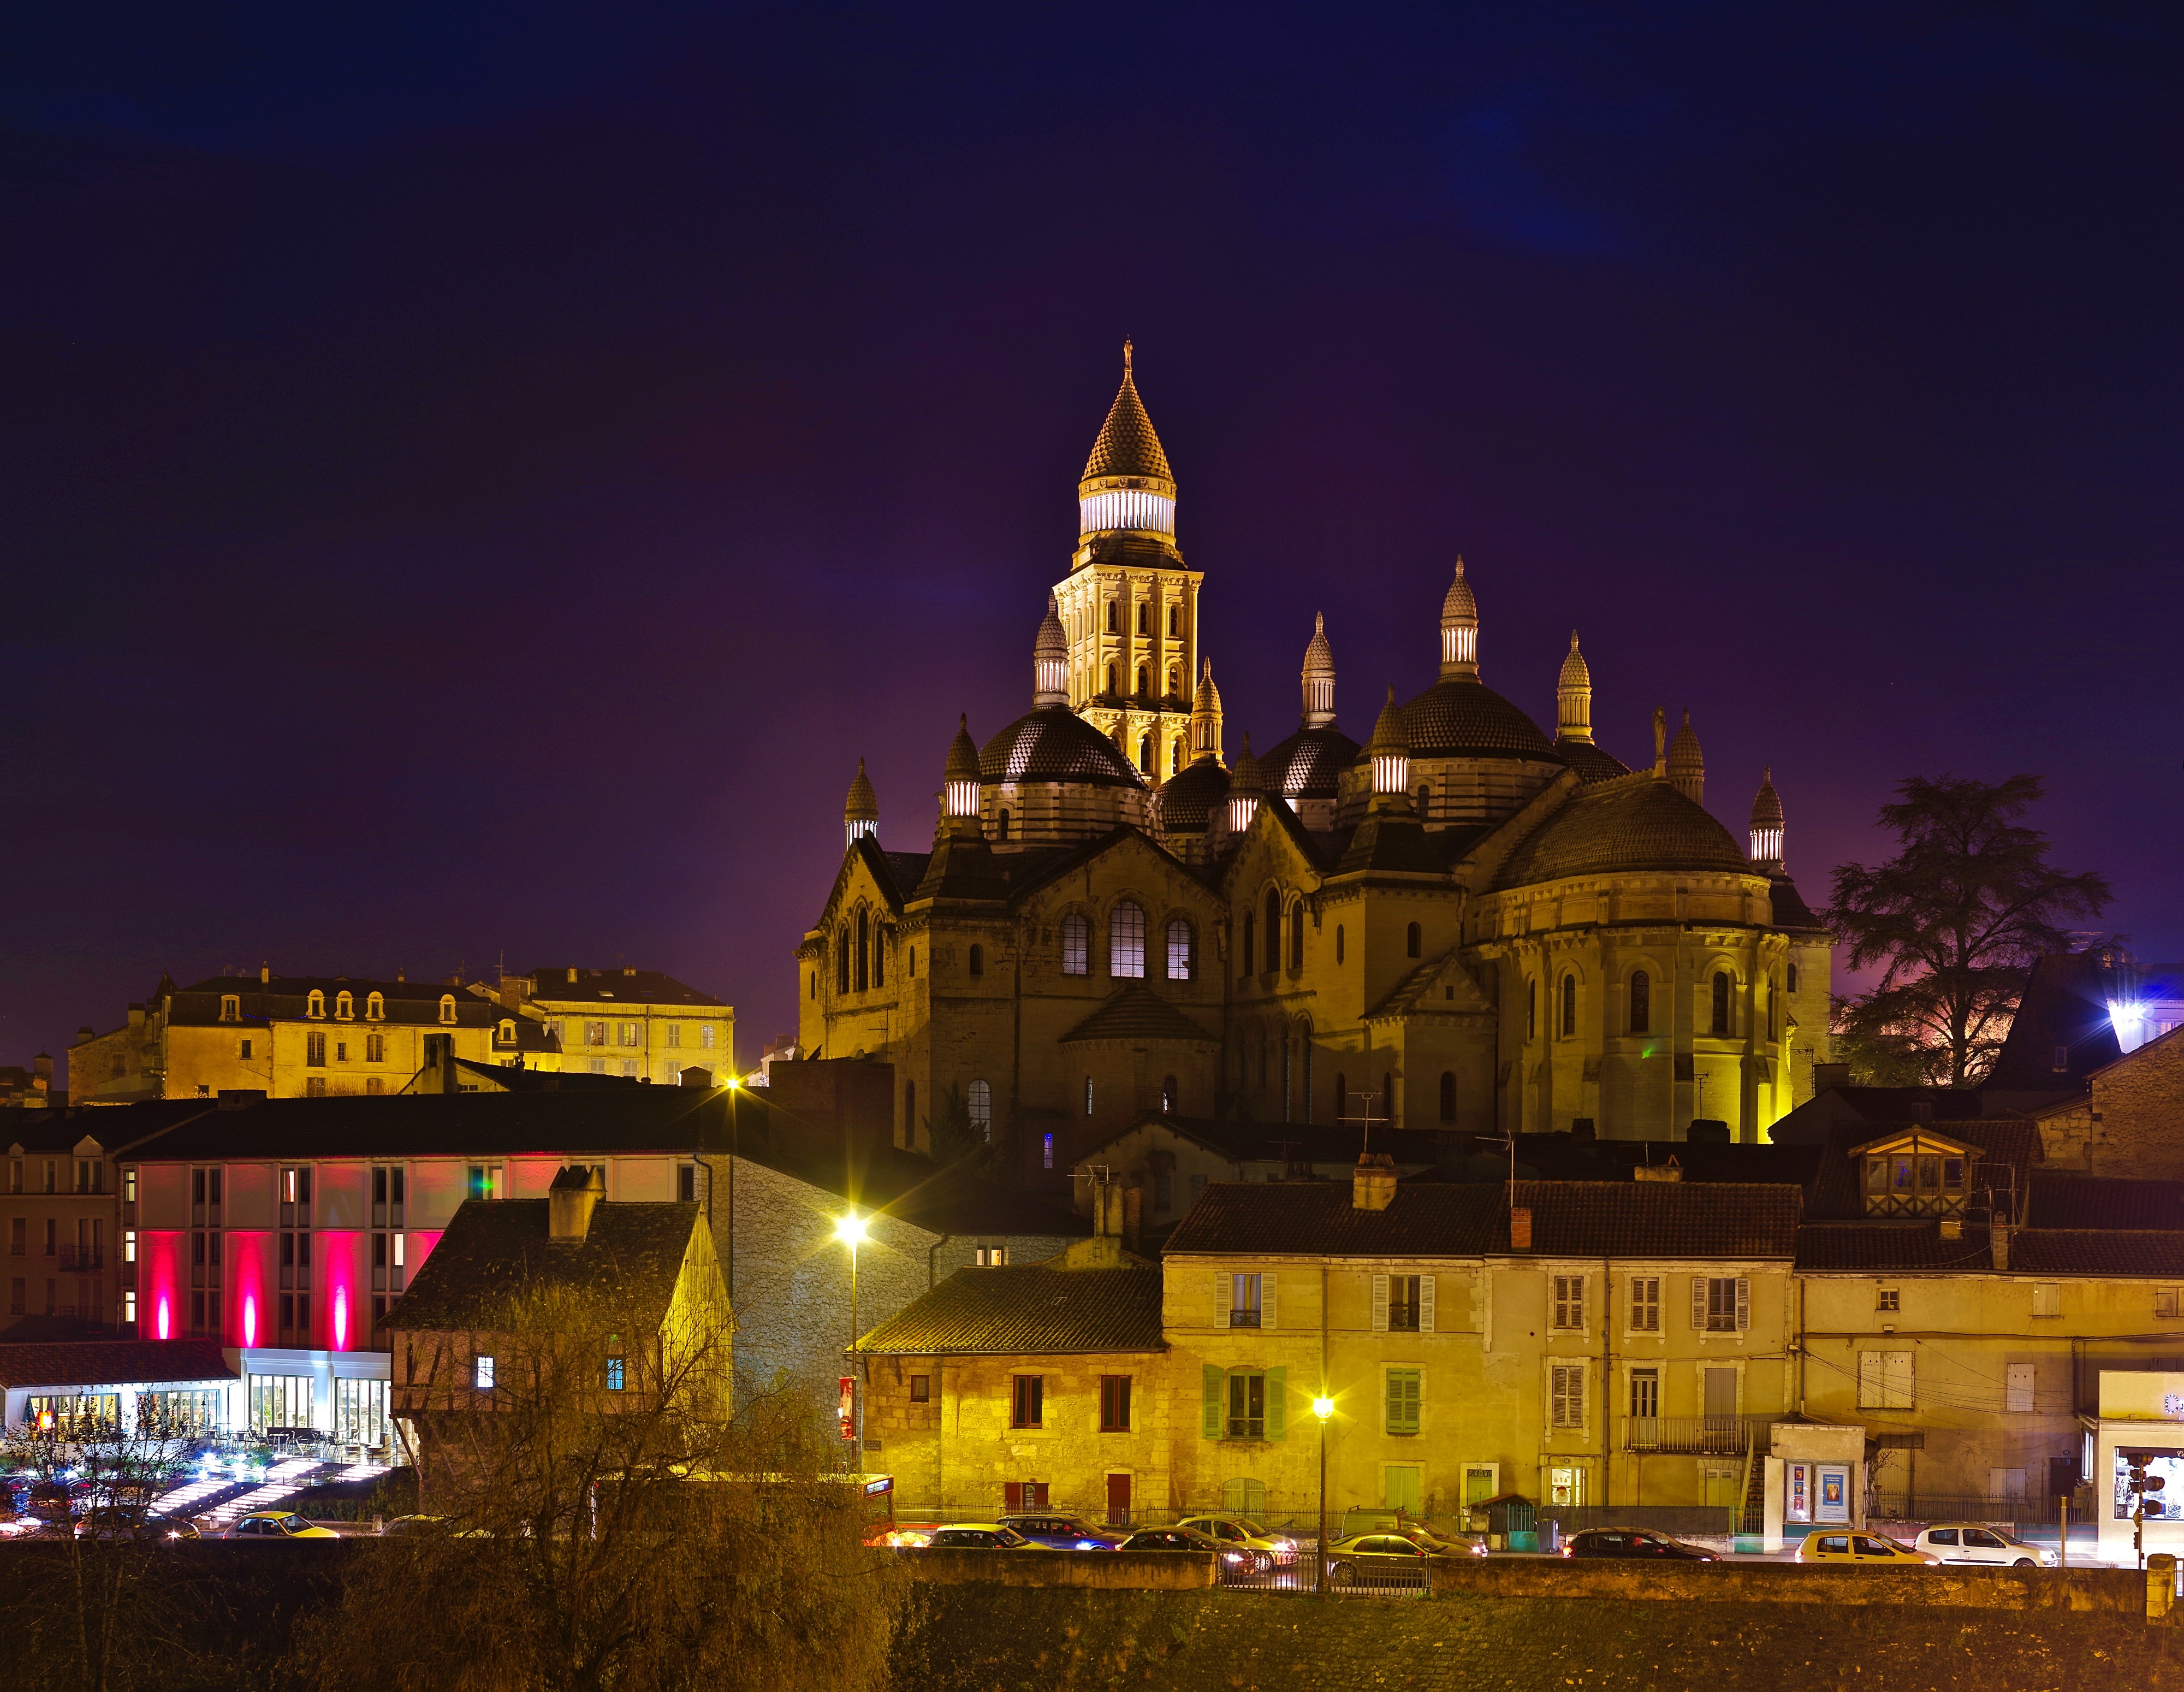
[1301,613,1337,728]
[1032,594,1068,707]
[1226,731,1263,834]
[1556,631,1593,744]
[1189,656,1225,764]
[1368,684,1413,809]
[1749,766,1785,873]
[942,715,981,827]
[842,758,879,851]
[1667,708,1705,805]
[1439,557,1480,679]
[913,716,1006,902]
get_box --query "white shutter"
[1735,1277,1750,1332]
[1692,1277,1707,1330]
[1420,1274,1436,1335]
[1372,1274,1390,1333]
[1858,1350,1882,1409]
[2005,1364,2034,1413]
[1215,1274,1231,1326]
[1261,1271,1277,1331]
[1884,1350,1914,1410]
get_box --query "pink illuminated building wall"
[139,1232,185,1342]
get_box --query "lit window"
[335,991,354,1021]
[307,991,325,1019]
[700,1025,714,1048]
[968,1080,992,1141]
[474,1356,495,1389]
[1061,914,1090,976]
[1166,918,1195,980]
[440,995,458,1026]
[619,1022,638,1047]
[1043,1132,1055,1169]
[220,995,240,1022]
[604,1347,625,1392]
[1109,901,1146,977]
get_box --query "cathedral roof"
[1259,725,1361,802]
[1156,755,1231,835]
[1399,678,1556,761]
[1493,772,1749,890]
[1059,984,1219,1046]
[979,707,1146,790]
[1555,740,1633,785]
[1769,873,1824,931]
[1081,349,1173,491]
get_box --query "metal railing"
[58,1249,103,1271]
[1539,1505,1735,1539]
[1868,1494,2068,1528]
[1620,1415,1772,1454]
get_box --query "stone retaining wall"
[896,1546,1216,1588]
[1427,1555,2143,1612]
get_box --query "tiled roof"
[1494,772,1749,891]
[1805,1117,2041,1222]
[1059,985,1219,1045]
[1082,367,1172,487]
[1985,950,2124,1090]
[0,1339,235,1390]
[1769,874,1824,931]
[1078,1114,1446,1170]
[525,968,726,1008]
[1494,1181,1801,1258]
[1155,756,1231,834]
[2008,1230,2184,1277]
[1795,1222,1993,1273]
[1399,679,1556,760]
[162,977,511,1031]
[1555,741,1633,785]
[1334,809,1446,878]
[856,1263,1164,1356]
[1164,1181,1503,1257]
[385,1197,702,1333]
[981,707,1145,790]
[1258,726,1361,803]
[2029,1173,2184,1230]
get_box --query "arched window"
[905,1079,916,1137]
[1106,600,1118,633]
[1288,904,1304,971]
[996,808,1010,843]
[1336,925,1345,965]
[1161,1074,1177,1114]
[856,910,870,993]
[1106,662,1119,695]
[366,992,384,1021]
[439,994,458,1025]
[1527,979,1537,1041]
[1166,918,1195,981]
[1562,974,1577,1037]
[1109,900,1146,977]
[1136,664,1149,696]
[1630,970,1651,1035]
[1439,1071,1457,1124]
[1168,604,1180,636]
[220,994,240,1022]
[1787,960,1799,993]
[836,928,851,994]
[335,991,354,1021]
[307,990,326,1020]
[1712,971,1731,1036]
[1406,922,1422,959]
[1136,601,1149,635]
[969,943,984,978]
[1265,891,1281,967]
[1167,665,1180,696]
[968,1079,992,1140]
[873,927,886,989]
[1044,1131,1056,1168]
[1241,912,1255,975]
[1083,1075,1095,1116]
[1382,1072,1394,1123]
[1171,736,1185,774]
[1138,733,1153,771]
[498,1019,516,1045]
[1061,913,1090,976]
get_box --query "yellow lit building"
[800,349,1833,1174]
[512,967,733,1085]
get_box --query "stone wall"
[898,1547,1214,1588]
[2037,1027,2184,1178]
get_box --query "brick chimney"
[549,1165,606,1244]
[1352,1152,1397,1211]
[1510,1206,1533,1250]
[1990,1221,2011,1271]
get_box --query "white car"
[1913,1523,2055,1566]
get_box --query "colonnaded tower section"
[1055,342,1203,784]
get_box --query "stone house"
[2030,1022,2184,1179]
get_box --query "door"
[1386,1465,1423,1516]
[1960,1527,2009,1564]
[1702,1368,1738,1447]
[1105,1472,1132,1528]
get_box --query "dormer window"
[1856,1130,1974,1216]
[219,995,240,1022]
[335,991,354,1021]
[497,1020,517,1046]
[439,995,458,1025]
[366,992,384,1021]
[307,991,327,1020]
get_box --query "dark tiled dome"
[1494,773,1749,889]
[1082,368,1172,488]
[1400,679,1555,759]
[980,708,1145,789]
[1259,726,1361,801]
[1156,756,1232,833]
[1556,741,1632,785]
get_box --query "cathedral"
[799,348,1832,1178]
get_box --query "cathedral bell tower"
[1054,342,1205,789]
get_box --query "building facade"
[510,967,733,1086]
[799,351,1835,1181]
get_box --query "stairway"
[1738,1444,1767,1536]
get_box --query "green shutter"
[1265,1366,1286,1441]
[1202,1365,1224,1439]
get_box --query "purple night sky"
[2,4,2177,1070]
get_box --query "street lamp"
[1311,1394,1335,1595]
[835,1212,868,1471]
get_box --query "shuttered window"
[1694,1276,1750,1332]
[1549,1364,1585,1429]
[1629,1277,1661,1333]
[1858,1350,1914,1410]
[1385,1368,1422,1436]
[1552,1275,1584,1331]
[2005,1364,2034,1414]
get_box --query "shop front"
[2094,1370,2184,1565]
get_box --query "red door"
[1106,1473,1132,1527]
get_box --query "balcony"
[59,1249,103,1271]
[1621,1415,1773,1454]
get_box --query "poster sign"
[1787,1462,1811,1524]
[1815,1465,1850,1524]
[838,1376,855,1442]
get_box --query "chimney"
[1352,1152,1397,1211]
[1633,1157,1683,1183]
[1509,1206,1533,1250]
[568,967,580,984]
[1990,1221,2011,1271]
[549,1165,606,1244]
[1938,1217,1962,1241]
[624,965,637,977]
[260,962,271,984]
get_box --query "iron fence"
[1215,1557,1428,1598]
[1868,1494,2069,1528]
[1619,1415,1772,1454]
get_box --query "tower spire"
[1749,766,1786,873]
[1189,656,1225,765]
[1439,557,1480,679]
[1667,708,1705,804]
[1301,612,1336,728]
[1556,630,1593,744]
[842,758,879,851]
[1078,344,1174,539]
[1368,684,1414,808]
[1032,593,1068,707]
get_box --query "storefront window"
[2115,1447,2184,1521]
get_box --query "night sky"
[4,4,2177,1072]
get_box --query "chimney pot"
[548,1164,606,1244]
[1351,1152,1397,1211]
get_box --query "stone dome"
[1156,756,1232,834]
[979,707,1144,789]
[1494,773,1750,890]
[1400,678,1556,760]
[1259,725,1361,801]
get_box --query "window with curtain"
[1109,901,1146,977]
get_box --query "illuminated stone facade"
[799,350,1835,1174]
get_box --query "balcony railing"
[1621,1415,1773,1454]
[58,1249,103,1271]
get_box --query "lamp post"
[1311,1394,1334,1595]
[834,1211,868,1472]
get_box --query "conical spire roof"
[1303,612,1334,678]
[944,714,981,785]
[1034,592,1066,658]
[1368,683,1409,756]
[1558,630,1590,691]
[843,756,879,823]
[1080,340,1174,493]
[1666,708,1705,803]
[1228,730,1263,794]
[1441,557,1477,624]
[1301,612,1336,729]
[1750,766,1784,828]
[1192,655,1222,716]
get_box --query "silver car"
[1913,1523,2055,1566]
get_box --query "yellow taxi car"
[223,1511,337,1541]
[1795,1529,1937,1566]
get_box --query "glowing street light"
[836,1211,868,1470]
[1313,1392,1335,1595]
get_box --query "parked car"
[75,1506,200,1542]
[1174,1514,1300,1571]
[1559,1528,1717,1561]
[1321,1531,1437,1585]
[998,1512,1125,1550]
[377,1515,450,1537]
[1118,1526,1253,1569]
[1796,1531,1937,1566]
[1913,1524,2055,1567]
[223,1511,336,1541]
[924,1523,1034,1549]
[1391,1523,1488,1558]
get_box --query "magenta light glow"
[243,1294,257,1348]
[333,1286,348,1351]
[157,1296,170,1340]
